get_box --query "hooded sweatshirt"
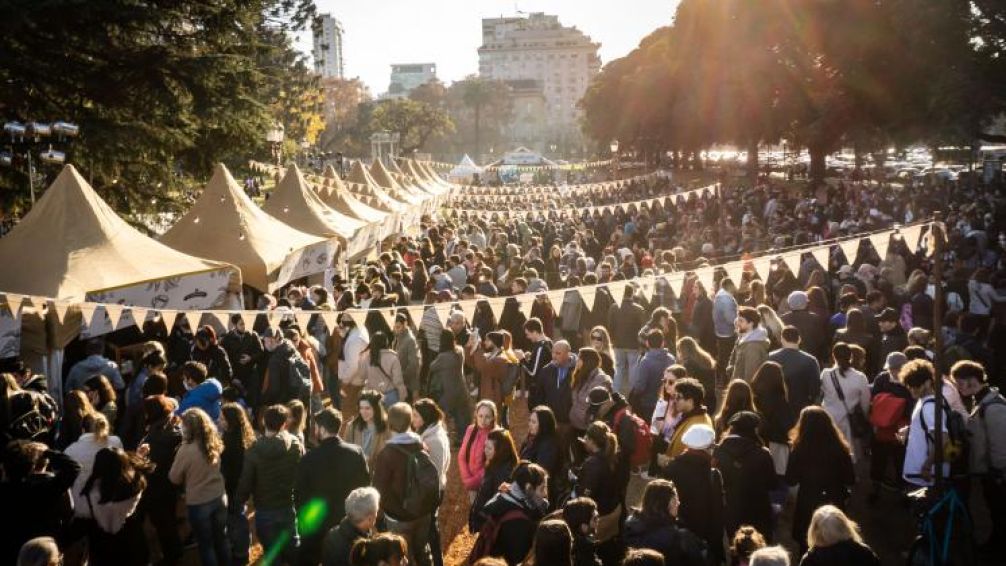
[728,326,770,382]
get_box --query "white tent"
[448,154,483,182]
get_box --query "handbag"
[830,369,871,439]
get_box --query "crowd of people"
[0,169,1004,566]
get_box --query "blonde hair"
[83,412,110,442]
[757,304,784,344]
[807,505,862,549]
[181,408,223,465]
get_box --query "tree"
[0,0,317,214]
[318,77,372,153]
[369,98,455,154]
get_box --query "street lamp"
[610,139,620,180]
[266,123,284,167]
[2,119,79,204]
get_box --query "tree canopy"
[580,0,1005,181]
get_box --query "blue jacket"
[177,378,223,420]
[712,289,738,338]
[66,355,124,392]
[630,348,676,420]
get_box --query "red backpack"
[614,407,653,468]
[869,392,909,443]
[466,508,528,565]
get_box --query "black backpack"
[3,390,56,444]
[920,398,969,466]
[390,444,442,521]
[281,350,311,400]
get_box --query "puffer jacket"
[569,368,613,430]
[236,430,303,510]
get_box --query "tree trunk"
[809,145,827,184]
[747,139,759,180]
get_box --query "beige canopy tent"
[404,159,448,194]
[347,161,407,211]
[0,164,242,395]
[369,159,422,204]
[319,174,388,224]
[0,165,241,304]
[263,164,363,240]
[161,163,332,292]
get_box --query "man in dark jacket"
[768,326,822,415]
[781,291,827,362]
[371,402,433,566]
[519,317,552,408]
[562,497,602,566]
[713,412,776,541]
[221,314,265,401]
[0,440,81,564]
[297,408,370,566]
[877,307,909,361]
[479,462,550,566]
[607,284,646,395]
[534,342,576,456]
[261,327,307,406]
[322,486,380,566]
[237,404,304,565]
[139,396,184,566]
[629,329,676,421]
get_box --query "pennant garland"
[518,296,534,320]
[184,310,203,332]
[434,303,454,328]
[487,297,507,322]
[870,232,891,260]
[839,239,860,265]
[160,310,180,332]
[811,246,831,270]
[104,304,124,331]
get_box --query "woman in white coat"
[821,342,871,461]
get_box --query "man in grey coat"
[393,313,421,400]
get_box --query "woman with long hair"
[286,399,307,445]
[785,407,855,557]
[568,348,613,433]
[801,505,881,565]
[412,398,450,566]
[833,308,878,375]
[676,336,718,411]
[358,332,407,406]
[575,422,621,547]
[820,342,871,459]
[806,286,831,320]
[81,447,153,565]
[459,400,499,503]
[66,413,123,520]
[714,380,755,439]
[469,428,519,532]
[170,408,230,566]
[624,479,707,566]
[756,305,784,350]
[219,402,254,565]
[427,329,471,440]
[520,405,562,504]
[586,326,616,376]
[750,362,796,479]
[59,390,96,449]
[746,279,767,308]
[192,325,233,385]
[83,375,118,430]
[411,258,429,301]
[343,390,390,465]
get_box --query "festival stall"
[347,161,408,211]
[160,163,335,294]
[448,154,483,183]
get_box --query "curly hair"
[181,408,223,465]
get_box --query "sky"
[296,0,679,94]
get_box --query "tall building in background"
[384,63,438,99]
[313,14,345,79]
[478,12,601,152]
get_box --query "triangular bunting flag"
[579,288,597,313]
[781,252,802,274]
[546,290,567,309]
[753,258,772,281]
[607,280,628,302]
[3,293,25,317]
[434,303,453,328]
[380,308,398,332]
[518,295,535,320]
[460,300,478,325]
[811,246,831,271]
[209,311,230,330]
[294,312,314,333]
[79,304,100,329]
[320,311,340,334]
[184,311,203,332]
[160,310,179,332]
[487,297,507,322]
[725,262,745,287]
[405,305,427,327]
[638,278,655,302]
[53,301,71,324]
[104,304,124,330]
[347,309,369,330]
[129,307,148,329]
[901,224,924,252]
[696,268,716,294]
[666,275,685,299]
[240,311,258,332]
[839,238,860,265]
[870,232,892,260]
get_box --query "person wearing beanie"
[662,423,725,565]
[713,411,776,540]
[781,292,827,362]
